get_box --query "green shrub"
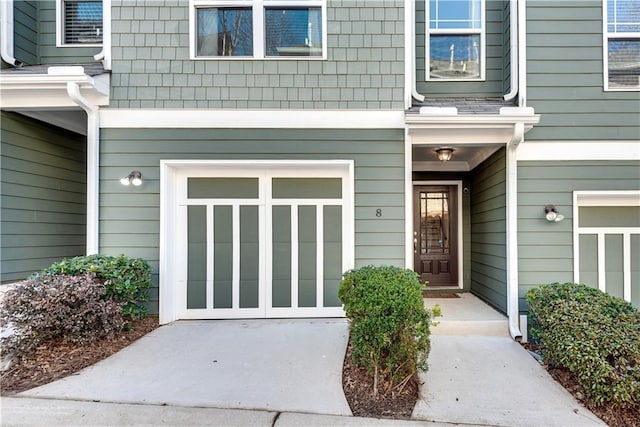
[339,265,434,395]
[526,283,640,408]
[0,274,127,359]
[39,254,151,319]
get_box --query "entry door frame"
[160,160,354,324]
[413,180,463,289]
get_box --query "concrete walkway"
[3,307,606,426]
[17,319,351,416]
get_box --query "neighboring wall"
[109,0,405,109]
[526,1,640,140]
[0,111,87,282]
[38,0,102,65]
[517,160,640,310]
[14,0,39,65]
[470,148,507,313]
[99,128,405,312]
[415,0,510,97]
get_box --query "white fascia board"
[518,141,640,161]
[100,109,406,129]
[0,73,110,108]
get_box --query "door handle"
[413,237,418,253]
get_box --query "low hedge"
[0,273,127,358]
[339,265,436,395]
[38,254,151,319]
[526,283,640,408]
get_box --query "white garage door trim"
[160,160,354,324]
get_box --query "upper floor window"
[604,0,640,90]
[190,0,326,59]
[426,0,485,80]
[57,0,103,46]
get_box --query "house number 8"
[376,209,382,217]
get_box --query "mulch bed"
[1,316,159,395]
[523,344,640,427]
[341,337,419,419]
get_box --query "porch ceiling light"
[544,205,564,222]
[120,170,143,186]
[435,147,455,162]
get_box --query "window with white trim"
[426,0,485,80]
[190,0,326,59]
[604,0,640,90]
[57,0,103,46]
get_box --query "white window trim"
[603,0,640,91]
[425,0,486,81]
[573,190,640,302]
[56,0,104,47]
[189,0,327,60]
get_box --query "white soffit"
[405,112,540,145]
[0,72,109,108]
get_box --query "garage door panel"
[272,205,292,308]
[240,205,260,309]
[187,205,207,309]
[298,205,317,308]
[213,206,233,309]
[323,205,343,307]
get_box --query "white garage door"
[161,161,354,322]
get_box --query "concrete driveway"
[18,319,352,416]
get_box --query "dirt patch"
[341,337,419,419]
[523,344,639,427]
[1,316,159,395]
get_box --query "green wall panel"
[470,148,507,314]
[1,112,86,283]
[525,1,640,141]
[240,205,259,309]
[100,128,405,314]
[187,205,206,309]
[213,206,233,309]
[298,206,317,308]
[272,205,292,308]
[518,160,640,312]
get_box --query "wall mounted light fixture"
[435,147,455,162]
[544,205,564,222]
[120,170,143,186]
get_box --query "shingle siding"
[109,0,405,109]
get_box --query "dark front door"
[413,185,458,286]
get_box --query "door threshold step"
[430,320,510,337]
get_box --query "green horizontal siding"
[0,112,86,282]
[526,1,640,140]
[517,160,640,311]
[14,0,38,65]
[100,128,406,313]
[38,0,101,65]
[471,148,507,313]
[415,0,510,97]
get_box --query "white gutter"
[503,0,518,101]
[506,122,524,341]
[0,0,21,66]
[405,0,425,107]
[67,82,100,255]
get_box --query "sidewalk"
[0,398,457,427]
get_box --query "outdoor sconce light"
[544,205,565,222]
[120,170,143,186]
[436,147,455,162]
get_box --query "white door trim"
[412,180,464,289]
[160,160,354,324]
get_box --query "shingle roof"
[408,97,516,115]
[0,63,106,76]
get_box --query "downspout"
[93,0,111,70]
[67,82,100,255]
[503,0,518,101]
[0,0,22,66]
[506,122,524,341]
[517,0,527,107]
[405,0,425,106]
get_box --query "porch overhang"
[0,66,109,109]
[405,107,540,146]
